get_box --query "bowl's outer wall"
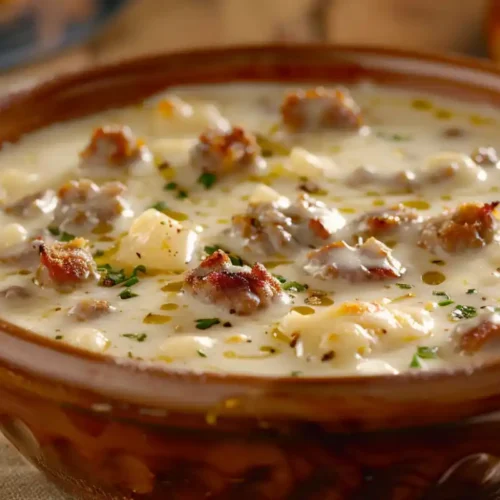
[3,45,500,498]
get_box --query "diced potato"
[287,147,336,178]
[153,96,230,134]
[422,151,487,186]
[279,301,433,363]
[0,223,28,252]
[0,169,40,204]
[159,335,217,359]
[248,184,288,205]
[115,209,197,272]
[65,327,110,353]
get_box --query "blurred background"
[0,0,495,91]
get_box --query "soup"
[1,83,500,377]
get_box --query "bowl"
[3,45,500,499]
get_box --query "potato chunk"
[115,209,197,272]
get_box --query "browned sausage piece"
[281,87,363,132]
[3,190,57,217]
[348,204,423,241]
[189,125,261,177]
[68,299,116,321]
[304,237,405,282]
[80,125,150,167]
[455,312,500,354]
[183,250,283,315]
[34,238,99,288]
[227,193,345,257]
[418,202,499,254]
[55,178,127,232]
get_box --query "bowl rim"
[3,44,500,424]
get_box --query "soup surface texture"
[1,83,500,377]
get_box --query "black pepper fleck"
[321,350,335,362]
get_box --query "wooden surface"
[0,0,490,93]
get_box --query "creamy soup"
[1,83,500,377]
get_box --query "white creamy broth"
[1,82,500,377]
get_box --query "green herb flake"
[377,131,412,142]
[122,276,139,287]
[198,172,217,189]
[197,349,208,358]
[55,335,64,340]
[433,291,450,300]
[272,274,287,284]
[177,190,188,200]
[60,232,76,242]
[282,281,309,292]
[93,250,105,258]
[438,299,454,307]
[48,226,60,236]
[204,245,221,255]
[290,370,303,377]
[195,318,220,330]
[151,201,168,212]
[409,354,422,368]
[396,283,412,289]
[164,182,177,191]
[451,305,477,320]
[119,288,138,300]
[204,245,243,265]
[466,288,477,295]
[431,259,446,266]
[122,333,147,342]
[229,254,243,266]
[417,346,439,359]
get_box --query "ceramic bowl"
[3,46,500,499]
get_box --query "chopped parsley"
[94,250,105,258]
[417,346,439,359]
[409,354,422,368]
[164,182,177,191]
[151,201,168,212]
[396,283,412,289]
[438,299,454,307]
[47,226,75,241]
[164,182,188,199]
[119,288,138,300]
[290,370,303,377]
[282,281,309,292]
[55,335,64,340]
[98,264,146,288]
[195,318,220,330]
[430,259,446,266]
[433,291,450,300]
[197,349,208,358]
[451,305,477,320]
[272,274,287,284]
[122,333,147,342]
[376,131,412,142]
[198,172,217,189]
[466,288,478,295]
[204,245,243,266]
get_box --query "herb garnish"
[198,172,217,189]
[98,264,146,287]
[197,349,208,358]
[272,274,287,284]
[430,259,445,266]
[416,346,439,359]
[433,291,450,300]
[151,201,168,212]
[119,288,138,300]
[290,370,303,377]
[409,354,422,368]
[195,318,220,330]
[204,245,243,266]
[438,299,454,307]
[282,281,309,292]
[376,132,412,142]
[122,333,148,342]
[466,289,478,295]
[451,305,477,320]
[55,335,63,340]
[47,226,75,241]
[396,283,412,289]
[164,182,177,191]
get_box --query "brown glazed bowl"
[4,46,500,499]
